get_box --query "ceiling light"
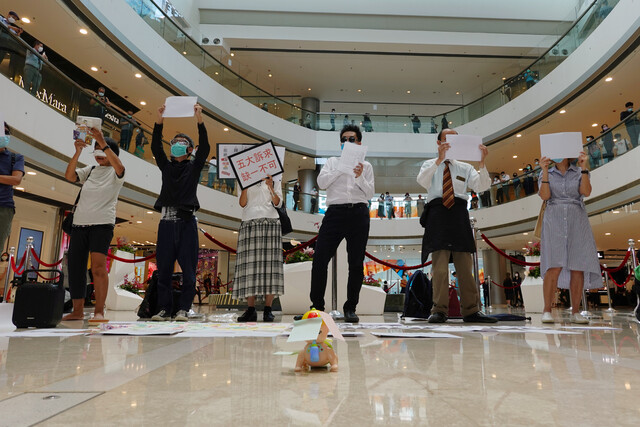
[21,17,30,24]
[605,232,611,235]
[612,210,620,214]
[136,220,142,224]
[27,171,36,176]
[140,101,146,105]
[201,244,205,247]
[513,155,518,158]
[268,73,272,77]
[146,211,153,214]
[456,91,460,95]
[516,134,522,138]
[302,156,307,160]
[502,77,506,80]
[523,232,528,235]
[79,28,88,35]
[215,72,219,75]
[90,66,98,72]
[518,168,523,171]
[308,88,311,91]
[230,53,235,56]
[528,241,533,244]
[373,250,377,253]
[522,247,527,250]
[605,77,613,82]
[559,109,566,114]
[233,231,238,234]
[223,127,229,132]
[134,73,142,78]
[15,187,25,191]
[591,123,598,127]
[406,90,411,94]
[357,89,362,92]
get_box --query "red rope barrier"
[30,248,63,267]
[283,235,319,256]
[35,271,62,281]
[481,234,540,266]
[10,251,27,274]
[107,252,157,263]
[490,279,522,289]
[600,250,631,273]
[199,229,237,254]
[607,272,634,288]
[364,252,432,270]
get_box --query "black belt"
[330,203,367,209]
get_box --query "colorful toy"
[294,309,339,372]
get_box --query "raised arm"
[577,151,592,197]
[151,105,168,170]
[193,104,210,168]
[89,128,125,178]
[65,140,85,182]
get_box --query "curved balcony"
[119,0,620,134]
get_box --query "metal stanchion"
[603,263,615,313]
[329,256,343,320]
[629,239,639,322]
[469,218,482,308]
[486,274,492,311]
[3,247,15,303]
[580,291,591,317]
[23,237,34,280]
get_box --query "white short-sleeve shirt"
[73,165,125,226]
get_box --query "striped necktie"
[442,160,454,209]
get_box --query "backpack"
[402,270,433,319]
[137,271,183,318]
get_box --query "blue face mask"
[340,143,345,150]
[171,144,188,157]
[0,136,9,149]
[552,158,564,164]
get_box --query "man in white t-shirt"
[63,129,125,323]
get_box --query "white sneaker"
[174,310,189,322]
[571,313,589,324]
[541,312,555,323]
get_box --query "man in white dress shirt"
[417,128,497,323]
[309,125,375,322]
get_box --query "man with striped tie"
[417,128,497,323]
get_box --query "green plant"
[119,274,144,295]
[363,274,381,287]
[116,236,137,254]
[528,266,541,278]
[285,247,314,264]
[525,242,541,256]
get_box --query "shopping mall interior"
[0,0,640,424]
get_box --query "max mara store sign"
[18,75,69,115]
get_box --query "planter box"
[106,250,143,311]
[521,256,544,313]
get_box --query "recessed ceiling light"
[79,28,88,35]
[268,73,272,77]
[146,211,153,214]
[223,127,229,132]
[513,155,518,158]
[21,17,30,24]
[135,73,142,78]
[502,77,506,80]
[302,156,307,160]
[559,109,566,114]
[182,51,187,55]
[140,101,146,105]
[456,91,460,95]
[612,210,620,214]
[605,77,613,82]
[201,244,205,247]
[528,241,533,244]
[605,232,611,235]
[591,123,598,127]
[518,168,523,171]
[373,250,377,253]
[16,187,25,191]
[516,134,522,138]
[215,71,219,75]
[230,52,235,56]
[406,90,411,94]
[27,171,36,176]
[357,89,361,92]
[522,247,527,250]
[308,88,311,91]
[233,231,238,234]
[523,232,528,235]
[136,220,142,224]
[90,66,98,72]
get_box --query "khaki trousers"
[431,250,479,317]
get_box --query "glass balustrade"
[124,0,618,133]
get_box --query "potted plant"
[363,274,381,287]
[119,274,144,295]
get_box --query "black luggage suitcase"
[12,269,65,328]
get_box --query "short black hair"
[586,135,594,139]
[437,128,457,142]
[340,124,362,142]
[95,137,120,156]
[625,101,634,108]
[3,123,10,135]
[171,133,194,148]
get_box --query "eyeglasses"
[340,136,357,143]
[170,138,190,146]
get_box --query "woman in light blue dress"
[538,152,601,324]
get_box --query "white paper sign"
[540,132,583,159]
[228,140,284,190]
[274,146,285,182]
[162,96,198,118]
[444,134,483,162]
[337,142,368,174]
[217,143,254,179]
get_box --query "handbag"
[533,201,546,240]
[273,203,292,235]
[62,167,95,235]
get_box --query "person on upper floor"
[119,111,138,152]
[620,101,639,148]
[23,40,47,95]
[600,124,614,164]
[613,133,631,157]
[0,11,23,71]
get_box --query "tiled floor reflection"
[0,307,639,426]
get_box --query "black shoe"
[238,308,257,322]
[463,311,498,323]
[427,312,448,323]
[293,314,303,321]
[263,307,275,322]
[344,310,359,323]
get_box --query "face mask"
[0,135,9,149]
[535,161,539,165]
[552,158,563,163]
[93,150,107,158]
[37,46,43,53]
[171,144,188,157]
[628,108,633,112]
[98,92,105,97]
[602,126,608,131]
[340,143,344,150]
[127,115,132,118]
[7,17,15,24]
[586,137,593,142]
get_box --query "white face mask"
[93,150,107,158]
[7,17,15,24]
[37,46,43,53]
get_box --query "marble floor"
[0,305,639,426]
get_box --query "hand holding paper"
[444,135,483,162]
[163,96,198,118]
[338,143,367,175]
[539,132,583,159]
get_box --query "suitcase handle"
[19,269,64,287]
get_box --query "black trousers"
[310,204,370,312]
[155,217,198,313]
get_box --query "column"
[481,249,507,306]
[298,167,319,213]
[301,97,319,130]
